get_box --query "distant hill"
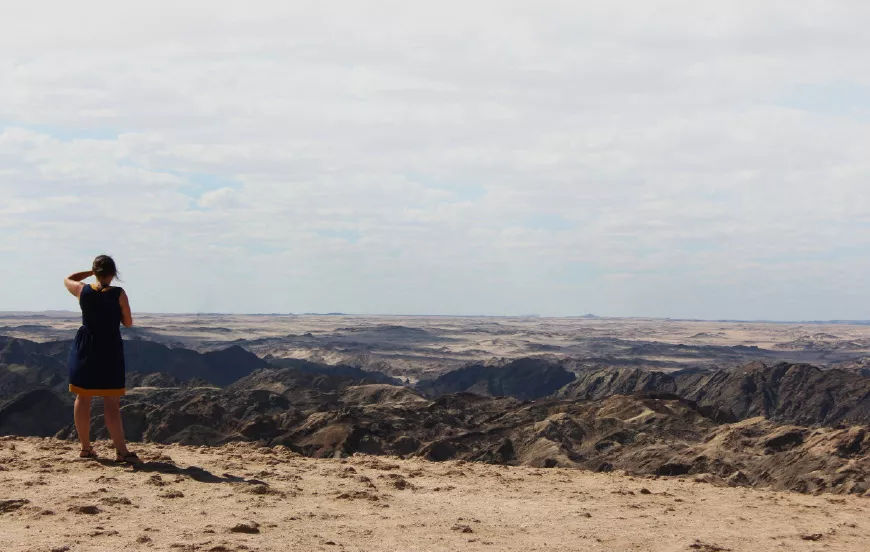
[415,357,576,400]
[0,335,268,398]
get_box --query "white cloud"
[0,1,869,318]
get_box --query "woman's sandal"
[115,450,141,464]
[79,447,97,459]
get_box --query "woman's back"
[80,285,123,334]
[69,282,126,394]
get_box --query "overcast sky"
[1,1,869,319]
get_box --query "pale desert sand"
[0,437,867,552]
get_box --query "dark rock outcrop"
[123,341,268,386]
[675,362,870,426]
[555,366,678,400]
[0,389,70,436]
[416,358,576,400]
[556,361,870,427]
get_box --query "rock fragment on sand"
[246,483,283,496]
[229,521,260,534]
[146,474,168,486]
[688,541,731,551]
[68,504,101,515]
[0,498,29,513]
[99,496,133,506]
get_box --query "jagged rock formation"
[555,366,679,400]
[0,389,68,436]
[556,362,870,426]
[0,336,69,396]
[415,358,576,400]
[674,362,870,426]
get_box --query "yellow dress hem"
[69,384,126,397]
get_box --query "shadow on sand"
[91,458,267,485]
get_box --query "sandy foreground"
[0,436,867,552]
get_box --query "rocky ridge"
[1,335,869,496]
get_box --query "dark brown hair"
[92,255,119,281]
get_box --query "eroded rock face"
[556,362,870,427]
[0,389,68,437]
[416,358,576,400]
[675,362,870,426]
[555,367,678,401]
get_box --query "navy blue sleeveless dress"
[67,285,126,396]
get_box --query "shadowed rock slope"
[556,362,870,426]
[674,362,870,426]
[415,357,576,400]
[0,336,268,399]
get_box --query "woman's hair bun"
[92,255,118,278]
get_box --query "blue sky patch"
[316,228,361,243]
[1,121,121,141]
[776,81,870,119]
[522,213,573,231]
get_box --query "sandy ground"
[0,436,867,552]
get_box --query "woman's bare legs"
[73,394,92,451]
[102,396,130,455]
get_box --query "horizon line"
[1,310,869,325]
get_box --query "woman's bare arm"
[64,270,93,297]
[119,289,133,327]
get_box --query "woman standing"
[63,255,139,462]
